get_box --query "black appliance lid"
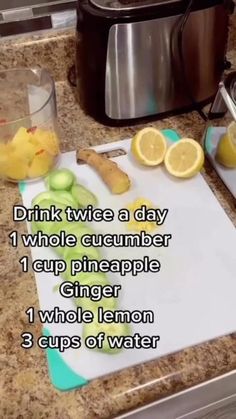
[89,0,177,11]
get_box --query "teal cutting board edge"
[43,328,88,391]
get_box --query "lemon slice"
[215,121,236,168]
[131,127,167,166]
[164,138,204,178]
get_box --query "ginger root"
[78,148,131,194]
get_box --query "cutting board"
[19,129,236,391]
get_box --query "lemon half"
[131,127,167,166]
[164,138,204,178]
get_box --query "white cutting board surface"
[20,132,236,390]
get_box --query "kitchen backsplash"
[0,0,77,37]
[0,13,235,86]
[0,28,75,81]
[1,0,236,38]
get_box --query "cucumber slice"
[76,272,108,286]
[47,219,70,235]
[31,200,60,235]
[61,247,100,270]
[32,191,76,209]
[31,220,38,234]
[47,222,92,257]
[32,192,56,207]
[77,295,117,311]
[52,191,77,208]
[32,198,66,214]
[47,168,75,191]
[35,221,55,236]
[63,245,101,261]
[62,257,80,281]
[74,272,111,312]
[31,199,67,235]
[71,184,98,208]
[53,284,61,293]
[65,271,108,286]
[83,317,130,354]
[63,252,103,280]
[63,223,93,241]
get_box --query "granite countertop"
[0,23,236,419]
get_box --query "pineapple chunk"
[11,127,32,146]
[28,150,54,178]
[1,126,59,180]
[15,141,38,164]
[4,152,28,180]
[11,127,38,164]
[34,129,60,156]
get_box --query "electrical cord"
[68,64,77,88]
[177,0,208,121]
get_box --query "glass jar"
[0,68,60,182]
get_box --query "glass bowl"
[0,68,60,182]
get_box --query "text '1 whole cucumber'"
[18,229,171,248]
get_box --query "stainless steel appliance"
[76,0,233,125]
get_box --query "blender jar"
[203,76,236,198]
[0,68,60,182]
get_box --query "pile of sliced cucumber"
[45,168,98,207]
[31,168,130,354]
